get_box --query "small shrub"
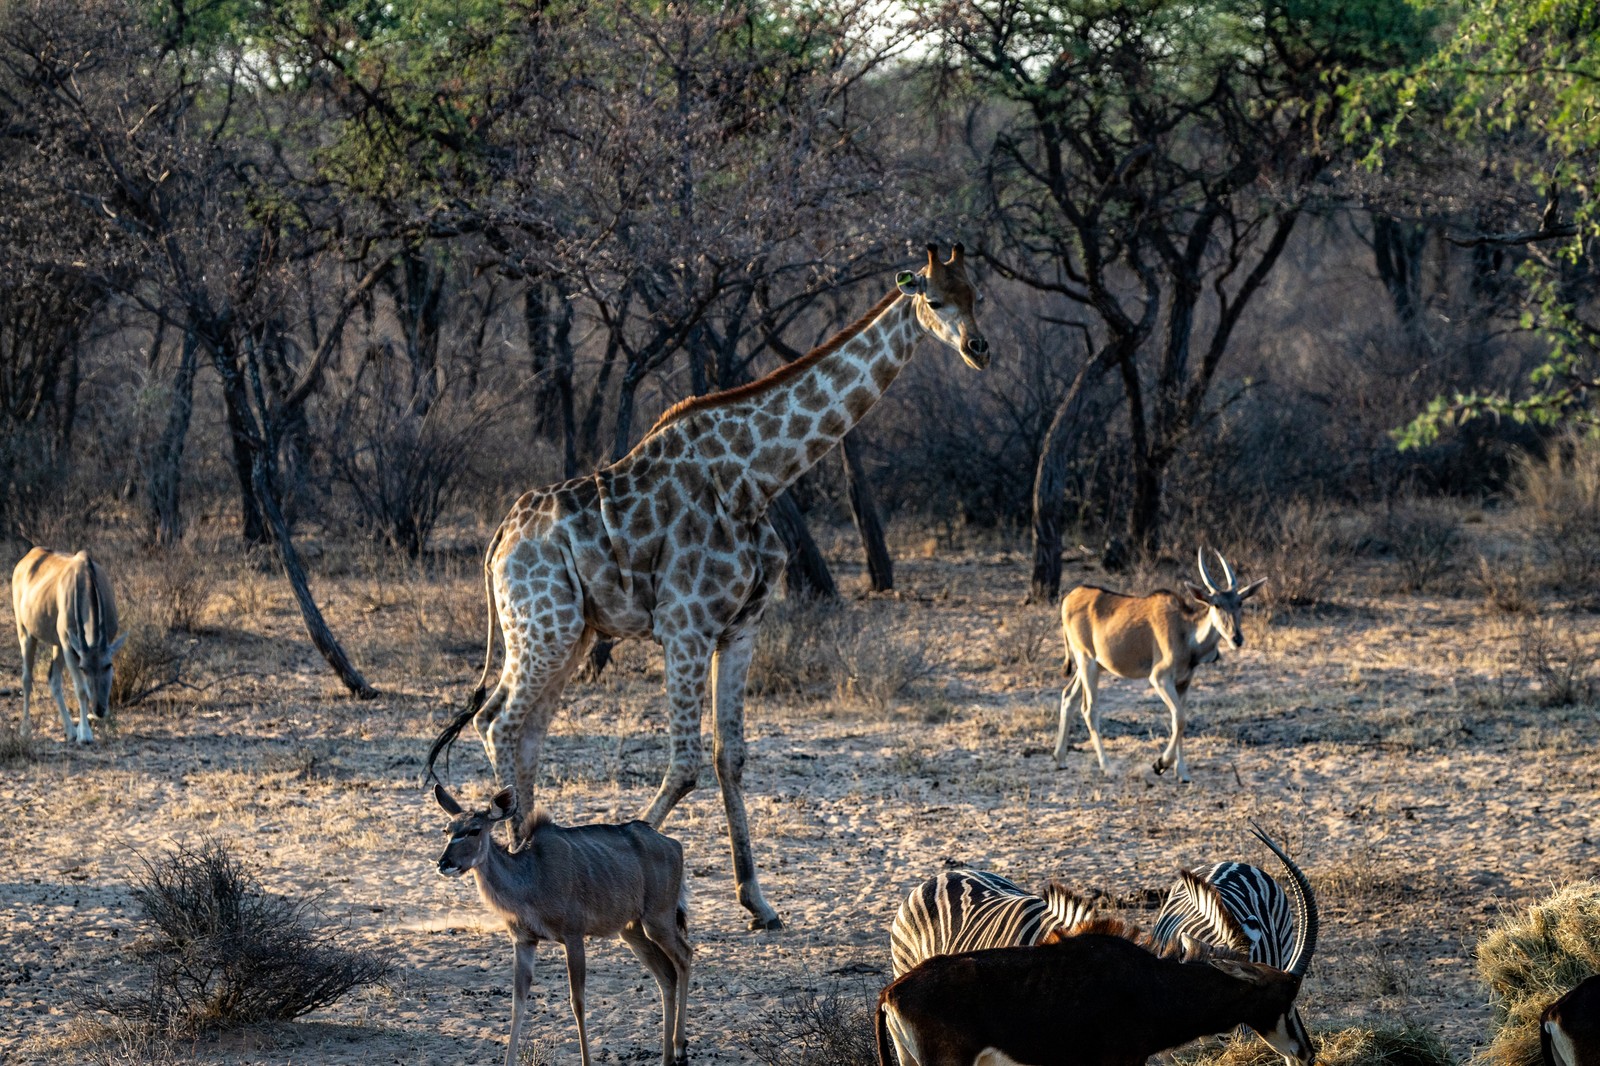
[1514,617,1598,708]
[1475,553,1537,615]
[0,723,37,764]
[749,599,845,698]
[110,619,183,708]
[737,983,877,1066]
[1380,500,1462,593]
[100,839,390,1035]
[996,606,1061,682]
[1254,499,1344,608]
[1476,881,1600,1066]
[1175,1024,1452,1066]
[831,615,937,716]
[1512,436,1600,591]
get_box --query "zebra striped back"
[1152,860,1295,967]
[889,870,1093,978]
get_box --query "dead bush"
[1514,616,1598,708]
[1476,881,1600,1066]
[98,839,390,1035]
[748,599,845,698]
[831,614,938,716]
[996,606,1061,683]
[1511,436,1600,591]
[737,983,877,1066]
[1474,553,1537,615]
[1378,500,1462,593]
[1251,499,1344,608]
[0,723,37,764]
[1174,1023,1451,1066]
[110,618,184,709]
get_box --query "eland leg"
[46,654,81,742]
[1054,663,1084,768]
[1150,673,1191,782]
[17,629,36,738]
[1078,658,1109,774]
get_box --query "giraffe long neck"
[705,293,923,510]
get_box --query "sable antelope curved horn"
[1249,821,1317,979]
[1197,547,1220,594]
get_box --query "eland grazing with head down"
[1055,548,1264,782]
[433,783,692,1066]
[12,547,124,743]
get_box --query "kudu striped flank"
[1055,547,1264,782]
[433,784,692,1066]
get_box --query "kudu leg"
[621,923,688,1066]
[505,939,538,1066]
[711,625,781,931]
[563,937,591,1066]
[1150,674,1190,783]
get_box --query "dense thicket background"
[1,0,1595,685]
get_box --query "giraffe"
[427,245,990,930]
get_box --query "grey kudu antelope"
[433,784,691,1066]
[1056,548,1264,782]
[876,881,1319,1066]
[12,547,124,743]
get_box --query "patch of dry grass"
[1476,881,1600,1066]
[1176,1024,1452,1066]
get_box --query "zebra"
[1152,824,1308,971]
[888,868,1095,978]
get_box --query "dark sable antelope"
[1055,547,1264,782]
[433,785,692,1066]
[876,878,1317,1066]
[1544,974,1600,1066]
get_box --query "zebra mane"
[1176,868,1253,953]
[1043,913,1243,962]
[1041,882,1096,932]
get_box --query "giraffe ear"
[896,271,926,296]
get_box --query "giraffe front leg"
[711,624,781,931]
[641,637,711,828]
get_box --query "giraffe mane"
[647,288,903,433]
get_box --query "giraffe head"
[896,243,990,370]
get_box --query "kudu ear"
[433,782,464,815]
[1239,577,1267,601]
[1186,583,1213,605]
[108,632,127,655]
[486,789,515,821]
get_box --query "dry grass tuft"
[831,614,938,717]
[1252,499,1346,607]
[1379,500,1462,593]
[1474,554,1537,615]
[1513,617,1598,708]
[110,619,184,708]
[1475,881,1600,1066]
[0,722,37,764]
[737,983,877,1066]
[749,598,846,698]
[1175,1024,1452,1066]
[97,838,391,1036]
[1512,436,1600,591]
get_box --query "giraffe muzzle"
[962,334,991,370]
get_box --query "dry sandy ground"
[0,527,1596,1064]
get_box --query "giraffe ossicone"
[427,244,991,931]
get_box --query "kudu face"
[434,783,512,877]
[1188,548,1265,650]
[896,244,991,370]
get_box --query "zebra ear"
[1042,881,1097,933]
[1177,868,1252,954]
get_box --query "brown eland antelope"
[433,784,692,1066]
[12,547,124,743]
[1054,547,1264,782]
[1543,974,1600,1066]
[876,905,1317,1066]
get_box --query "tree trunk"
[215,339,269,545]
[1029,357,1109,603]
[146,328,200,547]
[253,451,378,699]
[840,436,892,592]
[1372,214,1427,328]
[768,492,836,601]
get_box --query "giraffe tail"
[424,703,477,785]
[426,521,510,785]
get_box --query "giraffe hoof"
[748,913,784,932]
